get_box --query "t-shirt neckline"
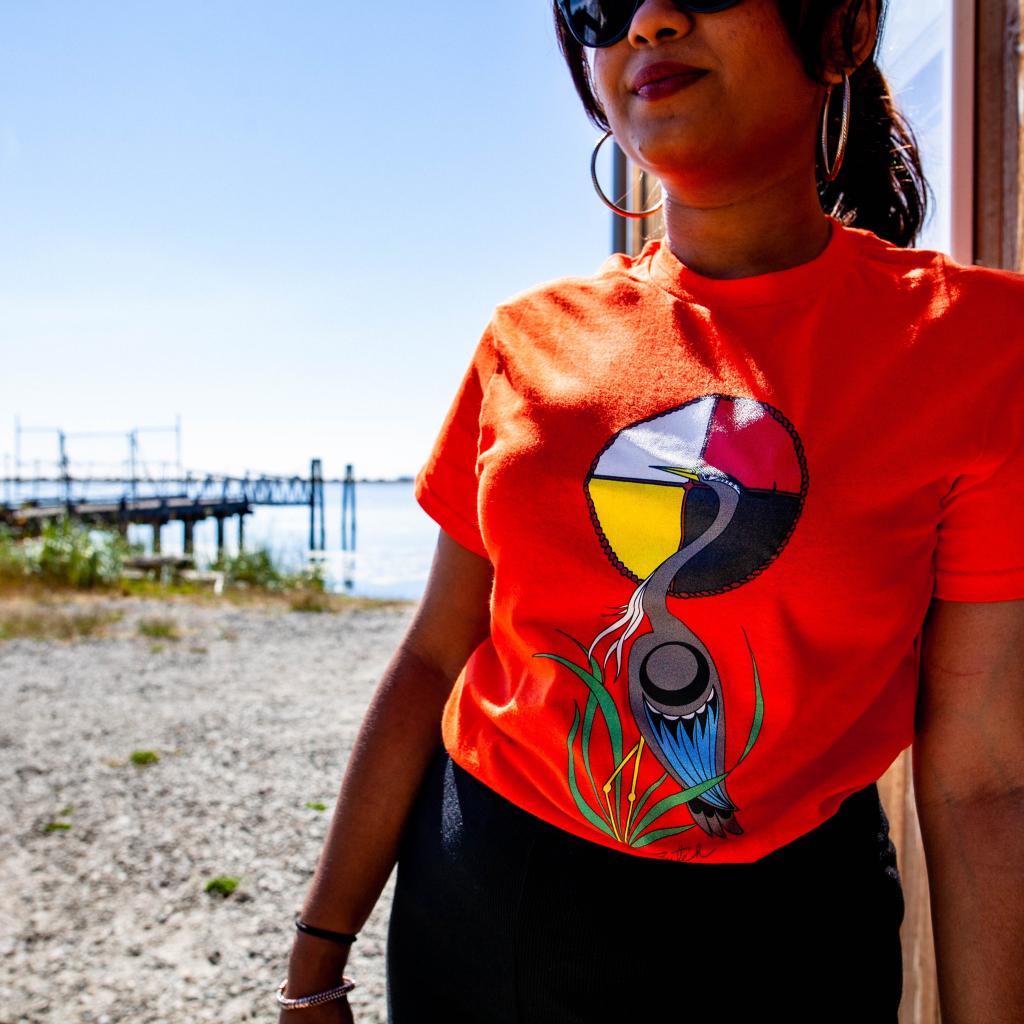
[646,213,862,307]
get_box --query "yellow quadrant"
[587,477,686,578]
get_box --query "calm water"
[6,481,440,602]
[147,480,440,601]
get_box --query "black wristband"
[295,918,358,946]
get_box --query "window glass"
[877,0,954,253]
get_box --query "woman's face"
[589,0,831,203]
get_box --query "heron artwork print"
[534,392,809,859]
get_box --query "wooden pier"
[5,494,252,555]
[1,458,356,558]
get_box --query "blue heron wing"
[643,700,731,811]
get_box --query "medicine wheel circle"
[583,393,809,597]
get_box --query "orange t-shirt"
[413,213,1024,863]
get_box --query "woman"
[276,1,1024,1021]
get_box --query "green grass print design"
[533,625,764,849]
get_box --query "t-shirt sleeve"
[413,320,500,560]
[932,391,1024,602]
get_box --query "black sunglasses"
[557,0,742,49]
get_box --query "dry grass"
[137,616,182,640]
[215,585,412,613]
[0,579,415,646]
[0,602,124,641]
[114,577,411,613]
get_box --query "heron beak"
[651,465,700,481]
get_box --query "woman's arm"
[912,596,1024,1024]
[278,528,494,1014]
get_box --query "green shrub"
[25,516,131,589]
[283,561,327,592]
[0,523,29,583]
[210,545,285,591]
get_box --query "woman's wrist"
[286,931,352,985]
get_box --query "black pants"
[386,743,905,1023]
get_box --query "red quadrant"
[703,398,802,493]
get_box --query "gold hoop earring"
[820,72,851,182]
[590,130,664,219]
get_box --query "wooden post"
[611,138,629,255]
[607,138,665,254]
[973,0,1022,270]
[309,458,322,552]
[630,165,665,254]
[318,465,326,552]
[341,463,356,552]
[878,754,943,1023]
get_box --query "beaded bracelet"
[277,920,360,1010]
[276,975,356,1010]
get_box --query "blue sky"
[0,1,944,482]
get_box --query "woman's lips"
[635,69,708,101]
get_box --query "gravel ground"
[0,590,419,1023]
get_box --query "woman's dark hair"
[552,0,930,248]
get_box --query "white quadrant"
[592,396,717,483]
